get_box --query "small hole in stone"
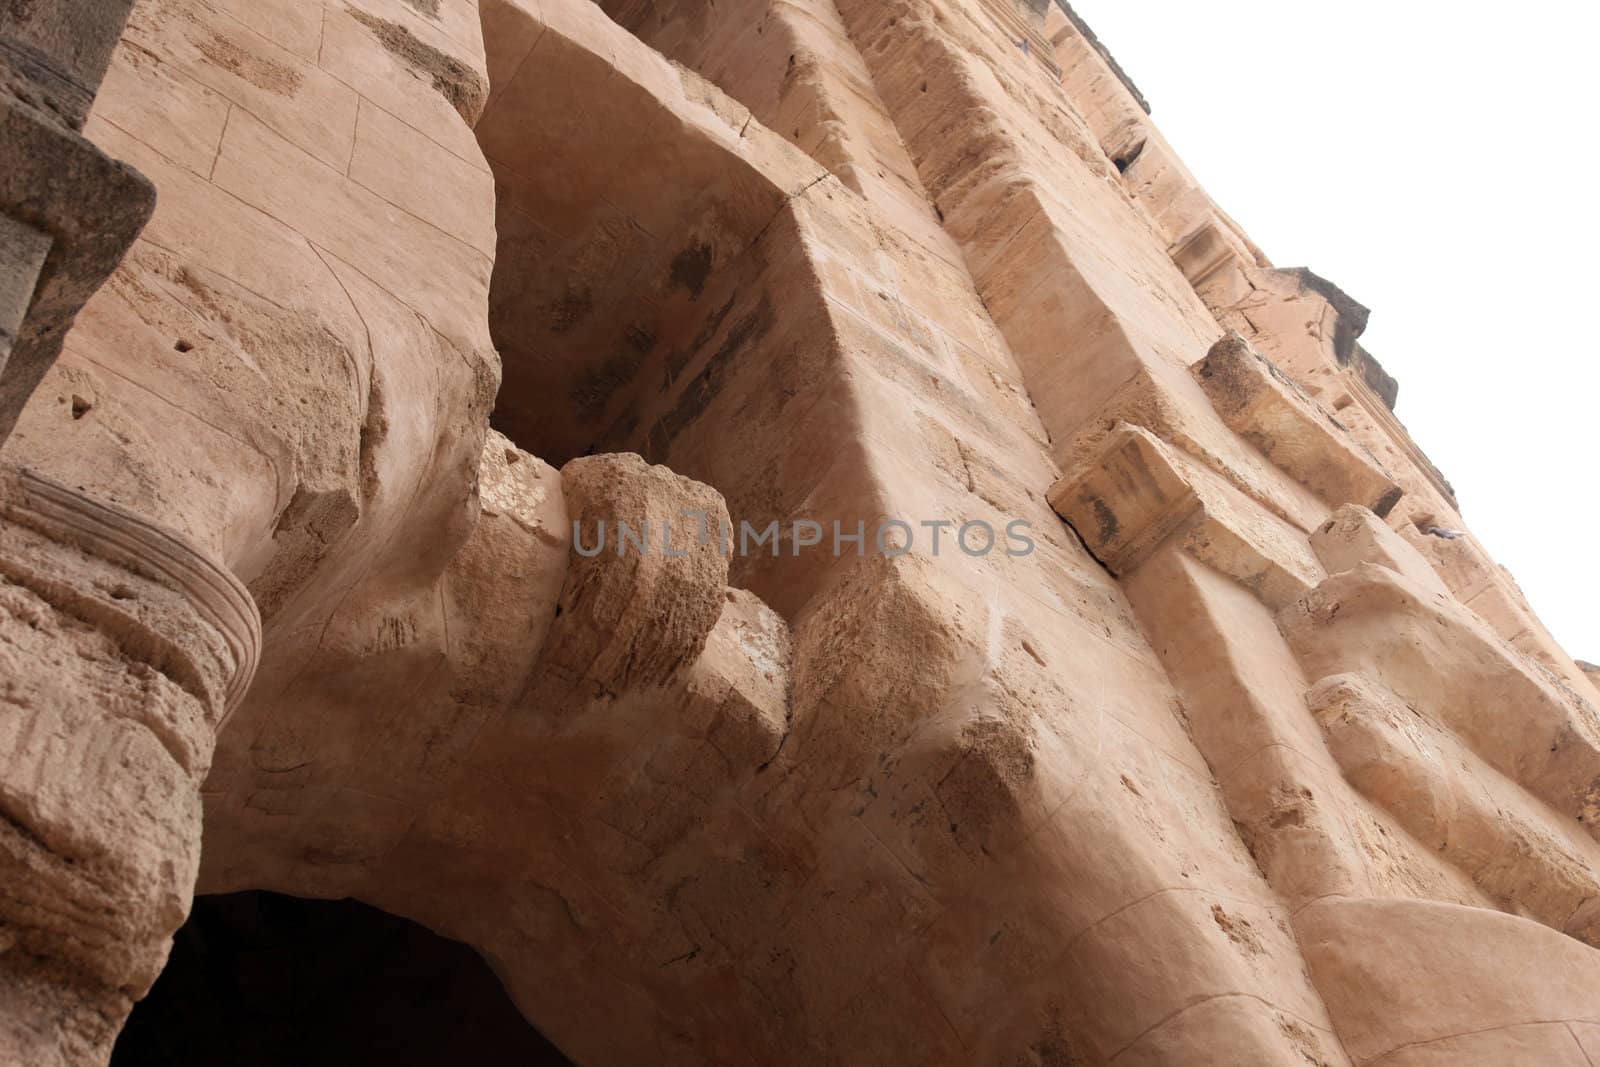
[504,448,521,465]
[174,339,194,353]
[109,586,135,601]
[70,395,92,420]
[1112,139,1147,175]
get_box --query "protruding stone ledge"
[1195,333,1402,517]
[1280,563,1600,836]
[1047,1,1148,114]
[529,453,731,713]
[1170,218,1257,290]
[1309,672,1600,947]
[1309,503,1451,599]
[1048,422,1323,608]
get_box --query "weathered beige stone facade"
[2,0,1598,1063]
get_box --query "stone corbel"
[1195,332,1403,517]
[1048,422,1324,609]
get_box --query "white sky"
[1067,0,1599,663]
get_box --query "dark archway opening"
[111,891,573,1067]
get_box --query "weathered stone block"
[1049,422,1324,607]
[1196,332,1403,516]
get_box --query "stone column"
[0,0,155,444]
[0,465,259,1066]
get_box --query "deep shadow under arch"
[112,892,573,1067]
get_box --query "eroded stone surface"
[1,0,1597,1064]
[0,466,258,1066]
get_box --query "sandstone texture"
[1,0,1597,1064]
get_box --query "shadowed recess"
[111,892,573,1067]
[475,0,808,466]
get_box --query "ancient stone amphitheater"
[4,0,1599,1064]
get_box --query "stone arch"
[110,891,571,1066]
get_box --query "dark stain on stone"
[193,27,302,96]
[655,296,774,444]
[705,297,774,387]
[666,290,736,381]
[607,410,639,447]
[357,375,389,504]
[403,0,441,16]
[570,343,649,419]
[544,285,592,334]
[348,8,486,123]
[1351,343,1400,412]
[625,324,656,354]
[669,242,714,298]
[1282,268,1400,410]
[1089,497,1119,547]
